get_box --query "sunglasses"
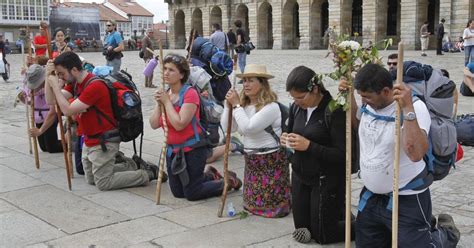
[165,54,185,64]
[106,24,112,27]
[387,62,398,66]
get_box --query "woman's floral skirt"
[243,149,291,218]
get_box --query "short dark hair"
[467,19,473,28]
[234,20,242,28]
[213,23,221,30]
[441,18,445,23]
[388,53,398,60]
[163,54,190,84]
[354,63,393,93]
[54,51,83,71]
[424,21,429,25]
[286,65,328,94]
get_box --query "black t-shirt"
[227,31,236,44]
[236,28,247,43]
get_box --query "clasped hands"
[280,132,310,151]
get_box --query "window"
[352,0,363,36]
[387,0,398,36]
[23,6,29,20]
[2,5,7,20]
[30,6,35,20]
[9,5,15,19]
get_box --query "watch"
[404,111,417,121]
[233,104,241,109]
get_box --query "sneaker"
[438,214,460,243]
[149,84,157,88]
[292,228,311,243]
[204,165,223,180]
[421,53,427,57]
[133,154,168,182]
[230,136,244,154]
[226,170,242,191]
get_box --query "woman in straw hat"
[281,66,352,244]
[26,64,63,153]
[222,64,291,218]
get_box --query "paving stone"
[152,214,294,247]
[0,165,45,193]
[127,241,163,248]
[0,185,129,234]
[246,234,353,248]
[0,198,17,214]
[0,147,22,159]
[0,210,66,247]
[46,216,187,247]
[0,154,59,174]
[85,190,173,218]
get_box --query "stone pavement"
[0,50,472,247]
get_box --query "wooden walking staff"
[344,73,353,248]
[22,27,33,155]
[217,54,238,217]
[392,41,404,248]
[66,117,74,178]
[40,21,72,190]
[155,40,169,204]
[187,29,197,62]
[30,90,41,169]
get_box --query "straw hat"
[26,64,46,90]
[236,64,274,79]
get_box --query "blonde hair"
[240,77,278,111]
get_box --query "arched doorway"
[192,8,203,37]
[174,10,185,49]
[310,0,328,49]
[352,0,362,37]
[235,4,250,39]
[258,2,273,49]
[210,6,222,35]
[386,0,399,36]
[427,0,439,48]
[282,0,300,49]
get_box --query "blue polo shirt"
[105,31,123,48]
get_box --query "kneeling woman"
[282,66,351,244]
[222,64,291,218]
[26,64,63,153]
[150,54,241,201]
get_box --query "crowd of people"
[11,17,469,247]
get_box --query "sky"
[67,0,169,23]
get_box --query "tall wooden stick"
[187,29,196,62]
[67,117,74,178]
[155,40,169,204]
[41,21,72,190]
[218,54,238,217]
[30,91,40,169]
[26,27,33,155]
[344,74,353,248]
[392,41,404,248]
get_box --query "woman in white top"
[462,19,474,66]
[222,64,290,218]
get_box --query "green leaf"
[328,99,339,112]
[238,211,249,219]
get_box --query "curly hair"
[240,77,278,111]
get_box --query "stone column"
[448,0,471,39]
[328,0,343,37]
[362,0,388,46]
[248,2,258,45]
[400,0,427,50]
[298,0,310,49]
[185,7,193,47]
[202,6,211,37]
[272,0,283,49]
[169,6,176,49]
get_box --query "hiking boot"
[230,136,244,154]
[115,151,126,164]
[292,228,311,243]
[226,170,242,191]
[149,84,157,88]
[133,154,168,182]
[438,214,461,243]
[204,165,223,180]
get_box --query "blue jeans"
[464,45,474,66]
[166,146,224,201]
[237,52,247,73]
[356,188,459,248]
[106,58,122,75]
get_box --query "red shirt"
[160,87,202,151]
[34,35,47,56]
[65,73,115,147]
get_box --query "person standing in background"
[420,21,430,56]
[436,19,446,55]
[462,19,474,66]
[142,29,157,88]
[103,20,124,74]
[227,28,236,57]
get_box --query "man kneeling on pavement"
[46,51,166,191]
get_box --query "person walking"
[235,20,248,73]
[222,64,291,218]
[227,28,236,57]
[436,19,446,55]
[142,29,157,88]
[209,23,229,52]
[103,20,124,74]
[462,19,474,66]
[420,21,430,56]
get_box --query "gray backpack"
[400,63,457,182]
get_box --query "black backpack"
[80,70,144,152]
[264,102,289,142]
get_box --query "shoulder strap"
[264,102,282,144]
[360,104,396,122]
[178,84,192,107]
[323,105,332,129]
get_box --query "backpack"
[455,114,474,146]
[176,83,221,148]
[80,70,144,146]
[264,102,289,142]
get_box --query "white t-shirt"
[221,102,281,153]
[358,100,431,195]
[306,106,317,125]
[463,28,474,47]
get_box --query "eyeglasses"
[387,62,398,66]
[165,54,186,64]
[289,92,310,101]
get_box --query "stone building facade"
[166,0,474,50]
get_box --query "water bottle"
[227,202,236,217]
[123,92,136,107]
